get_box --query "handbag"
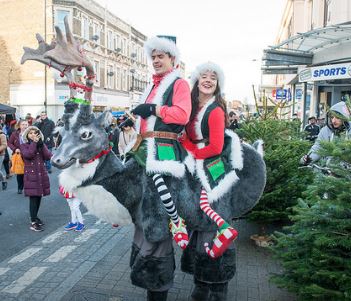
[10,153,24,175]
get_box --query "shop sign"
[296,89,303,99]
[299,62,351,82]
[273,88,291,100]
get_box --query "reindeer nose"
[52,157,62,166]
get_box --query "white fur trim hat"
[144,36,180,66]
[190,62,225,91]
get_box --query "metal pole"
[302,82,307,127]
[292,84,296,117]
[44,0,47,112]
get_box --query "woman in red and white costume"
[180,62,240,301]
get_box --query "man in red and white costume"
[130,36,192,301]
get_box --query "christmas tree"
[271,139,351,300]
[237,119,313,223]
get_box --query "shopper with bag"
[10,150,25,194]
[8,120,28,194]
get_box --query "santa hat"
[190,62,225,91]
[144,36,180,66]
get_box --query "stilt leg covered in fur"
[130,226,175,290]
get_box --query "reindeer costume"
[21,18,266,301]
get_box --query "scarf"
[152,69,173,87]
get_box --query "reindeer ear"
[97,111,113,128]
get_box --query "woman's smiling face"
[198,71,218,97]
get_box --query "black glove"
[301,154,311,166]
[37,139,43,150]
[131,104,156,119]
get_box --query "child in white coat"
[59,186,85,232]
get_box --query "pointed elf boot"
[169,217,189,250]
[204,222,238,259]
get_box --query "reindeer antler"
[21,16,95,101]
[45,17,95,101]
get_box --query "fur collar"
[59,159,99,193]
[194,97,216,149]
[22,126,44,143]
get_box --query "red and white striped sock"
[200,188,225,227]
[200,188,238,259]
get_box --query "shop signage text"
[299,62,351,82]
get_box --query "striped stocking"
[200,188,238,259]
[152,174,188,249]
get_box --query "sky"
[96,0,287,104]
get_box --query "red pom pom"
[77,66,82,71]
[60,72,65,78]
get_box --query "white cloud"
[96,0,286,103]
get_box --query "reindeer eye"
[81,131,93,141]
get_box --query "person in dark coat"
[304,116,320,142]
[35,111,55,173]
[228,111,239,131]
[8,119,29,193]
[110,123,120,156]
[20,126,52,232]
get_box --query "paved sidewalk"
[0,216,296,301]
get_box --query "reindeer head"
[52,103,113,169]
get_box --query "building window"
[93,22,101,43]
[56,10,70,33]
[115,34,120,51]
[122,38,127,55]
[107,65,114,89]
[81,16,89,40]
[122,69,127,91]
[121,39,124,55]
[107,30,114,50]
[94,61,100,87]
[116,67,121,90]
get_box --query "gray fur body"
[52,105,266,292]
[53,107,266,242]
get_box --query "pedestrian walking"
[25,113,34,125]
[304,116,320,142]
[110,122,120,156]
[3,148,11,179]
[301,101,351,165]
[228,111,240,130]
[10,150,25,194]
[20,126,52,232]
[53,118,64,149]
[118,119,137,159]
[59,186,85,232]
[8,119,29,193]
[0,125,8,190]
[35,111,55,173]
